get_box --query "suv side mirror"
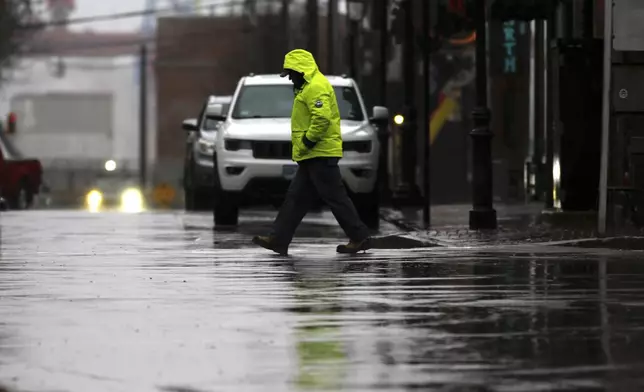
[206,103,226,122]
[182,118,198,132]
[370,106,389,123]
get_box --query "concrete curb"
[378,208,644,250]
[371,233,444,249]
[379,209,419,232]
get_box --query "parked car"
[0,132,42,210]
[182,95,233,211]
[194,73,389,228]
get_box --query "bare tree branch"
[0,0,39,84]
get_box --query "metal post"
[402,0,417,196]
[469,0,497,230]
[377,0,390,203]
[598,0,613,235]
[379,0,388,105]
[583,0,594,40]
[281,0,291,52]
[139,44,148,190]
[533,20,545,200]
[422,0,430,228]
[349,20,357,76]
[307,0,319,58]
[327,0,336,73]
[544,9,555,209]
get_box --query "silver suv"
[182,95,232,210]
[206,74,389,228]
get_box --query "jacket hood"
[283,49,319,82]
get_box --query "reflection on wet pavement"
[1,210,644,392]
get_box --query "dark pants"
[270,157,370,247]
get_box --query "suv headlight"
[197,138,215,156]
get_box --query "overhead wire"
[19,0,247,30]
[25,24,263,57]
[23,1,287,57]
[20,1,475,66]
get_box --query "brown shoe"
[252,236,288,256]
[336,237,372,254]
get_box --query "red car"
[0,132,42,209]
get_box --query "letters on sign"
[503,20,517,74]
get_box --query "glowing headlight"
[553,157,561,184]
[393,114,405,125]
[86,189,103,212]
[120,188,144,213]
[197,138,215,156]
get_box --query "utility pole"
[139,44,148,190]
[306,0,318,59]
[281,0,291,52]
[598,0,613,235]
[327,0,336,73]
[348,18,357,76]
[376,0,390,203]
[533,20,545,201]
[544,6,555,210]
[401,0,418,199]
[421,0,430,227]
[378,0,388,105]
[469,0,497,230]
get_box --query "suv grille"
[252,141,292,160]
[251,139,373,159]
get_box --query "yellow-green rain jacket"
[283,49,343,162]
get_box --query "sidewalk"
[379,203,644,249]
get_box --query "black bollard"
[469,0,497,230]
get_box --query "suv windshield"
[231,85,364,121]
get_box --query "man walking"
[252,49,372,256]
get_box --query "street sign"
[613,0,644,51]
[489,19,530,77]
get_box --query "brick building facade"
[153,13,347,188]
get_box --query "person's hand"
[301,135,316,149]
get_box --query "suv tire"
[212,154,239,226]
[192,187,213,211]
[184,187,196,211]
[183,161,197,211]
[184,157,213,212]
[213,189,239,226]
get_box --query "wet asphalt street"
[1,210,644,392]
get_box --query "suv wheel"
[184,187,195,211]
[184,162,196,211]
[213,189,239,226]
[193,187,213,211]
[184,156,213,212]
[351,190,380,230]
[212,154,239,227]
